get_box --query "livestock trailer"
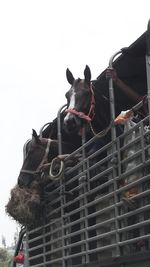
[16,20,150,267]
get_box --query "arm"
[106,68,142,103]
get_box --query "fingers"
[106,68,118,81]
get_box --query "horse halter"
[65,84,95,122]
[20,138,52,176]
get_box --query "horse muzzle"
[17,172,36,188]
[64,114,82,134]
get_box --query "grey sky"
[0,0,149,246]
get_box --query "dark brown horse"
[6,129,78,226]
[63,65,113,152]
[18,129,76,187]
[63,65,146,212]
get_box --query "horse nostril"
[67,117,78,130]
[70,117,76,126]
[64,115,78,132]
[18,175,32,187]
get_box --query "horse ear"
[32,129,40,144]
[66,68,75,85]
[84,65,91,84]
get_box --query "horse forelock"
[76,78,81,83]
[73,78,90,90]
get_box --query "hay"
[6,182,44,227]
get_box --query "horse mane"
[91,82,111,133]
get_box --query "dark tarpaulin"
[95,32,147,112]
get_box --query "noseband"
[20,138,52,176]
[65,84,95,122]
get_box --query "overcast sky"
[0,0,149,247]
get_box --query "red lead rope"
[65,85,95,122]
[14,252,24,264]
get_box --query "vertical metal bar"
[140,121,146,164]
[146,19,150,120]
[25,230,30,267]
[116,138,121,177]
[116,137,127,253]
[57,104,67,155]
[110,142,121,258]
[42,226,46,267]
[57,104,67,267]
[77,127,89,264]
[108,50,123,257]
[86,158,92,192]
[60,179,66,267]
[108,50,122,141]
[81,127,89,264]
[139,122,146,251]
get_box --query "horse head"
[64,65,95,134]
[18,129,52,187]
[18,129,77,188]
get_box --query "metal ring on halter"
[49,157,64,181]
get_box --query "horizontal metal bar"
[116,173,150,194]
[116,162,148,181]
[120,149,142,166]
[28,203,150,247]
[46,206,61,217]
[28,263,45,267]
[27,235,43,244]
[30,256,62,267]
[28,189,150,240]
[117,203,150,220]
[63,204,115,230]
[29,245,62,260]
[119,233,150,246]
[27,225,43,235]
[118,218,150,233]
[120,135,142,154]
[63,243,117,260]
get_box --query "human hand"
[106,68,118,82]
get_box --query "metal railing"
[26,115,150,267]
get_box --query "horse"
[63,65,143,215]
[63,66,113,194]
[63,65,119,161]
[6,129,79,227]
[18,129,77,188]
[63,65,113,138]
